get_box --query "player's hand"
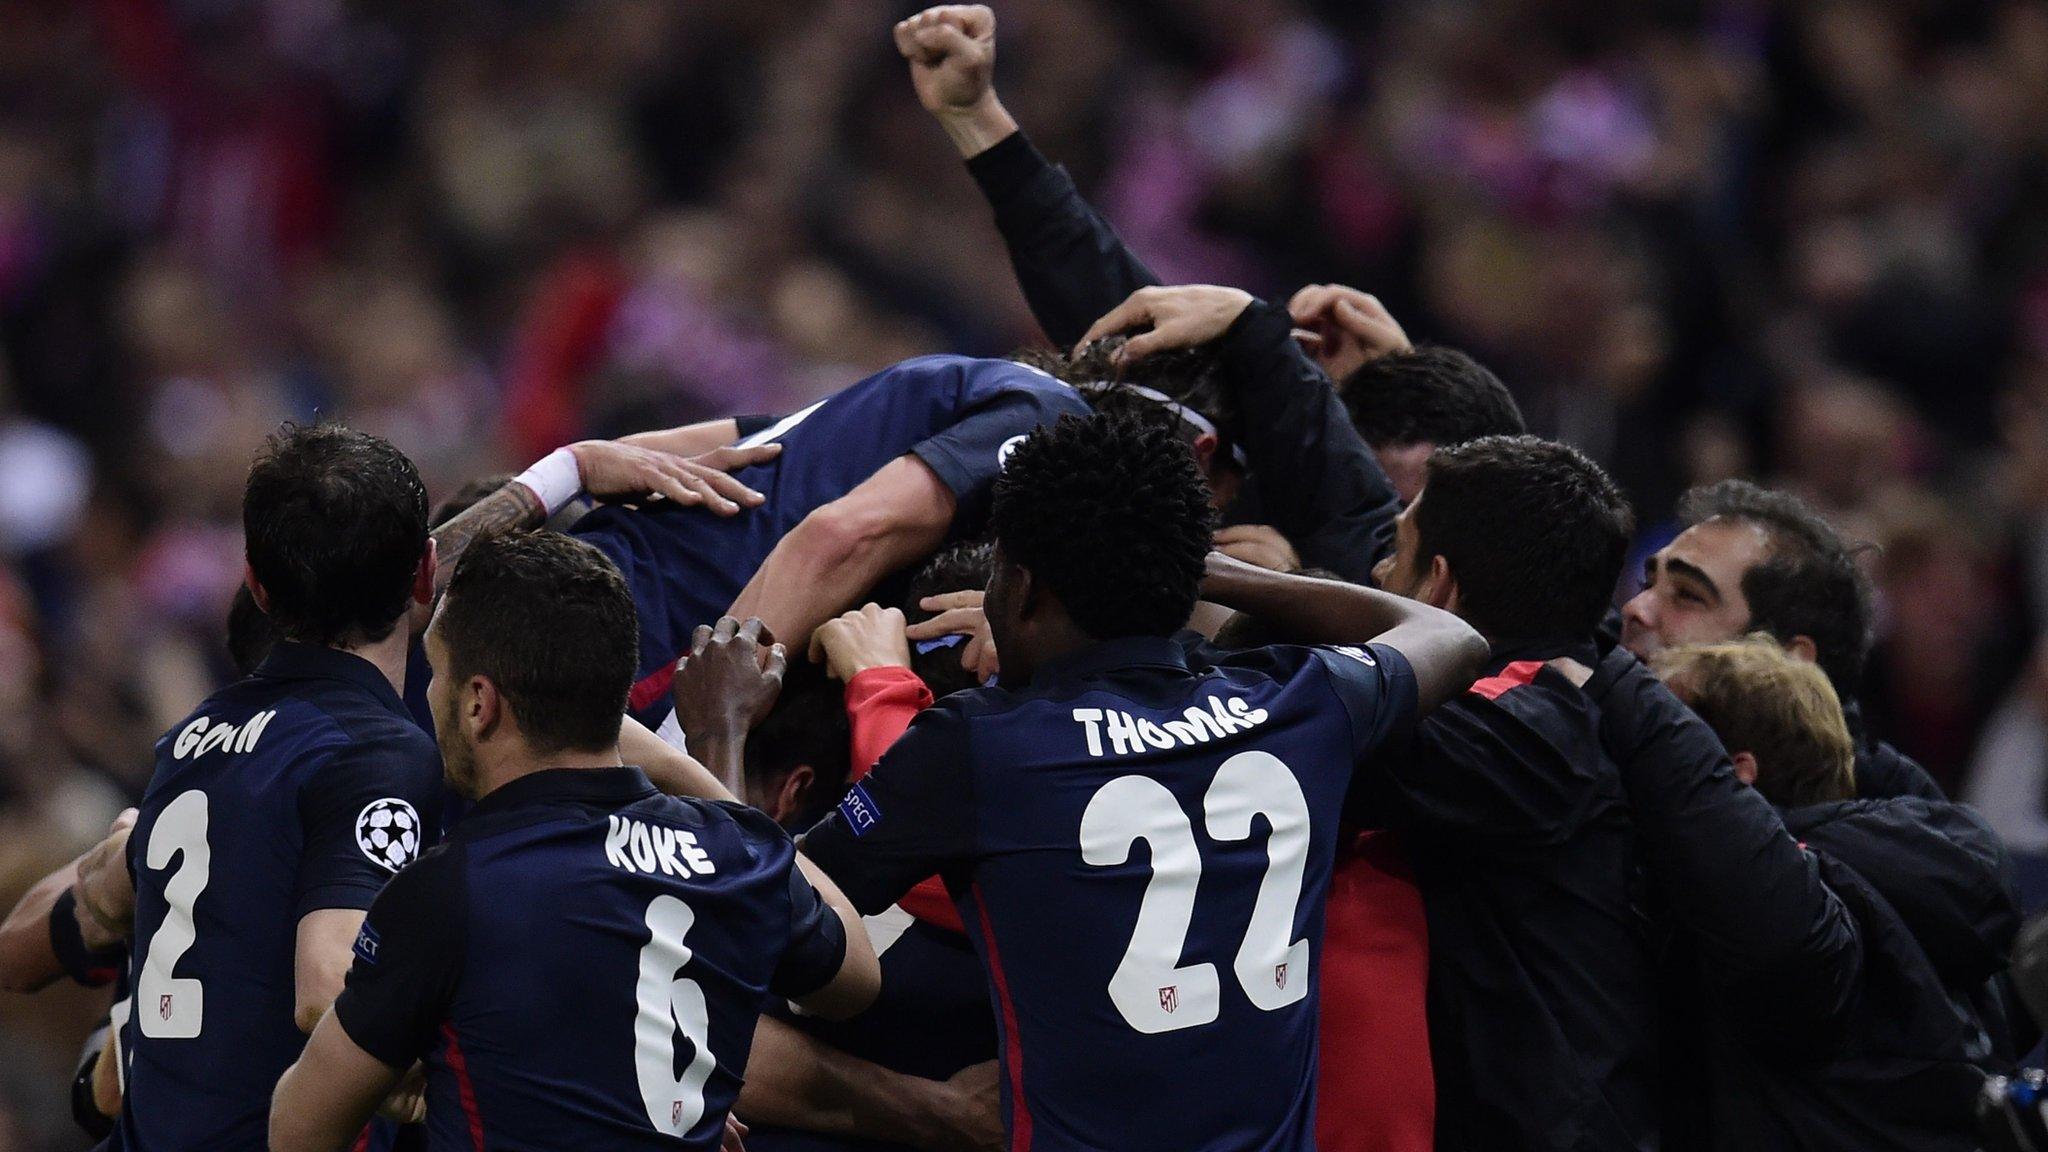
[932,1060,1003,1151]
[567,440,781,516]
[1213,525,1300,573]
[906,591,999,684]
[1286,284,1411,383]
[378,1063,428,1124]
[1077,285,1256,366]
[896,6,995,116]
[74,808,138,950]
[723,1114,749,1152]
[895,6,1018,157]
[673,617,787,738]
[808,604,913,682]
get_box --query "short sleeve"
[1310,643,1420,760]
[296,735,442,917]
[769,865,849,999]
[908,375,1089,533]
[797,706,979,916]
[331,847,466,1069]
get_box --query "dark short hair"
[437,532,637,754]
[744,664,850,832]
[1677,480,1874,693]
[1015,340,1241,470]
[1343,346,1525,449]
[906,542,996,697]
[992,411,1217,640]
[243,423,429,647]
[1414,435,1634,640]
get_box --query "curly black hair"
[991,411,1218,641]
[1013,339,1242,469]
[1677,480,1875,694]
[906,541,996,697]
[1342,346,1525,449]
[1414,435,1634,641]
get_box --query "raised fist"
[894,5,997,118]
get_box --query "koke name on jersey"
[604,815,719,878]
[1071,694,1271,757]
[171,710,279,759]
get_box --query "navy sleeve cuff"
[49,889,123,988]
[965,130,1048,208]
[1215,299,1301,383]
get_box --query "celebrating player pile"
[0,7,2030,1152]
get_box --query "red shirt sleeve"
[846,666,932,782]
[842,667,962,934]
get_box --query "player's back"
[568,355,1090,720]
[366,768,840,1152]
[817,636,1416,1151]
[116,642,440,1152]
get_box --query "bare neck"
[335,628,413,698]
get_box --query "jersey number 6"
[634,895,719,1137]
[1081,750,1311,1034]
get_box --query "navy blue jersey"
[570,355,1090,725]
[112,642,442,1152]
[331,767,847,1152]
[800,636,1417,1152]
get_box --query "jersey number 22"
[1081,751,1311,1034]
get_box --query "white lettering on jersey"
[1071,696,1271,758]
[605,816,718,878]
[171,711,278,760]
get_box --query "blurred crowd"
[1,0,2047,1146]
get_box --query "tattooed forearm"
[430,483,545,595]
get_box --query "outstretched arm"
[427,439,782,604]
[1200,553,1486,714]
[741,1018,1000,1150]
[726,455,956,655]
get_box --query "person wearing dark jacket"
[1621,479,1944,802]
[899,6,1522,585]
[1654,638,2022,1152]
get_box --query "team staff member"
[802,411,1487,1151]
[1623,479,1943,801]
[271,532,879,1152]
[1656,639,2019,1152]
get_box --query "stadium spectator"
[1657,638,2021,1152]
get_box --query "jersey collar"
[256,640,408,716]
[1028,635,1190,689]
[466,765,660,819]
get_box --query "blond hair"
[1651,635,1857,809]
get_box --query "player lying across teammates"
[0,5,2032,1152]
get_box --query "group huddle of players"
[0,6,2037,1152]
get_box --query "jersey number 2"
[1080,751,1311,1034]
[137,790,210,1039]
[634,895,718,1136]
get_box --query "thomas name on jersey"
[604,815,720,878]
[1070,694,1271,757]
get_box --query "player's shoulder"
[627,794,799,867]
[871,353,1079,399]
